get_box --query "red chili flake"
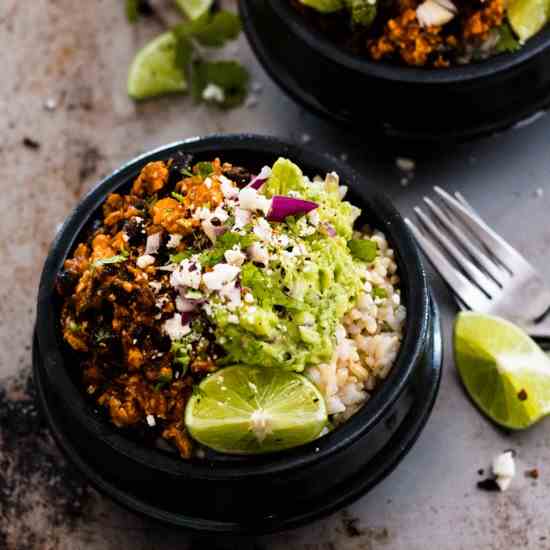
[525,468,539,480]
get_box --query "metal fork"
[405,187,550,340]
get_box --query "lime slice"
[507,0,550,43]
[127,32,187,100]
[185,365,327,454]
[454,312,550,429]
[174,0,213,20]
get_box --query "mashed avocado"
[213,158,369,372]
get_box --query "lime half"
[507,0,550,43]
[175,0,213,20]
[185,366,327,454]
[128,32,187,100]
[454,312,550,429]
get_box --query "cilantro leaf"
[372,287,387,299]
[346,0,376,26]
[191,60,249,108]
[172,191,186,203]
[348,239,378,262]
[199,231,256,267]
[174,0,214,20]
[126,0,140,23]
[169,249,196,264]
[195,161,214,177]
[496,22,521,54]
[92,251,129,268]
[186,11,241,47]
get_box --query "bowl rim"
[36,133,430,481]
[269,0,550,84]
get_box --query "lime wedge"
[185,365,327,454]
[127,32,187,100]
[454,312,550,429]
[507,0,550,43]
[174,0,213,20]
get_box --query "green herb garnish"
[92,250,129,269]
[169,249,195,264]
[195,161,214,178]
[372,287,387,300]
[69,321,82,333]
[199,231,256,267]
[94,327,112,344]
[171,339,191,374]
[348,239,378,262]
[172,191,186,203]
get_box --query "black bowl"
[36,134,437,533]
[239,0,550,141]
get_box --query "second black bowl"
[240,0,550,141]
[36,134,435,533]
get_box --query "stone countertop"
[2,1,550,549]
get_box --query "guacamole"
[211,158,367,372]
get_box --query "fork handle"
[517,316,550,341]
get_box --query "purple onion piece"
[248,166,272,190]
[321,222,337,237]
[267,195,318,222]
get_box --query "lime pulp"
[185,365,328,454]
[507,0,550,43]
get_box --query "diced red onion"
[267,196,318,222]
[320,222,337,237]
[248,166,272,190]
[202,219,228,243]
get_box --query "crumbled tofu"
[492,451,516,491]
[137,254,155,269]
[163,313,191,340]
[219,282,242,308]
[146,414,156,427]
[238,187,272,215]
[202,263,240,291]
[166,234,182,249]
[145,232,161,255]
[224,246,246,266]
[202,83,225,103]
[170,259,202,289]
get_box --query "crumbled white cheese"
[148,281,162,293]
[247,242,269,266]
[416,0,456,28]
[145,233,161,255]
[163,313,191,340]
[238,187,272,215]
[307,209,320,227]
[224,246,246,266]
[146,414,156,427]
[492,451,516,491]
[253,217,273,242]
[219,282,242,308]
[170,259,202,289]
[227,314,239,324]
[233,207,252,229]
[137,254,155,269]
[202,83,225,103]
[202,263,240,291]
[194,206,212,220]
[220,175,239,199]
[166,234,182,249]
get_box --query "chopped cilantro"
[348,239,378,262]
[195,161,214,177]
[92,251,129,268]
[191,60,249,108]
[169,249,195,264]
[372,287,387,300]
[172,191,186,203]
[68,321,82,333]
[94,327,112,344]
[171,339,191,374]
[199,231,256,267]
[496,22,521,54]
[347,0,376,26]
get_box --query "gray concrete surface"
[2,1,550,548]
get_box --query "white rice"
[306,228,406,422]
